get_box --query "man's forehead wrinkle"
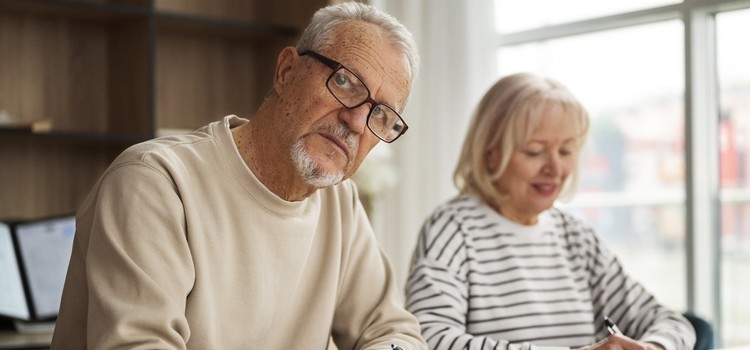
[346,44,410,104]
[327,22,411,110]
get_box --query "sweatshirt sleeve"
[582,219,696,350]
[65,162,195,349]
[329,185,427,350]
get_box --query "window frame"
[494,0,750,346]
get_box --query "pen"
[603,316,623,335]
[390,344,404,350]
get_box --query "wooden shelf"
[154,11,298,40]
[0,0,327,219]
[0,129,150,144]
[0,138,125,219]
[154,31,284,130]
[0,4,151,136]
[0,0,149,21]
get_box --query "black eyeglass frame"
[299,50,409,143]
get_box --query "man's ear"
[273,46,300,94]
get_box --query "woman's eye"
[524,150,542,157]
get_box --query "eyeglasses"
[299,51,408,143]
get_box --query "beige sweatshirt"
[51,116,425,350]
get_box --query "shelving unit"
[0,0,328,219]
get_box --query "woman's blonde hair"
[453,72,590,208]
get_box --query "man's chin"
[292,140,349,188]
[304,169,344,188]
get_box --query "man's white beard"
[291,139,345,188]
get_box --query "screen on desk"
[0,216,75,321]
[0,223,27,320]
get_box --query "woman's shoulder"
[546,207,600,244]
[547,207,586,225]
[424,195,489,227]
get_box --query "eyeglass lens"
[326,68,406,142]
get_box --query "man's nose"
[339,103,370,135]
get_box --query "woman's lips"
[533,183,558,196]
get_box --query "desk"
[0,330,51,350]
[1,332,747,350]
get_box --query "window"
[495,0,750,346]
[497,21,687,310]
[717,8,750,346]
[495,0,680,33]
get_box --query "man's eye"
[371,106,385,117]
[334,73,350,87]
[370,107,390,130]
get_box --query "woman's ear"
[273,46,299,94]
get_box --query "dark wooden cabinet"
[0,0,327,219]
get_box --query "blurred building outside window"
[496,20,687,311]
[716,8,750,346]
[495,0,750,346]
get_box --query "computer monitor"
[0,216,75,321]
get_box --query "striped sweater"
[406,196,695,350]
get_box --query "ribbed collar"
[211,115,320,218]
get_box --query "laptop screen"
[0,222,28,320]
[14,216,76,320]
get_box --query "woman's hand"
[577,334,665,350]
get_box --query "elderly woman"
[406,73,695,350]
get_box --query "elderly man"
[52,2,425,349]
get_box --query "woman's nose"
[545,153,563,176]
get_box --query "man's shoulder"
[114,129,216,167]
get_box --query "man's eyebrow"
[390,98,405,112]
[347,64,404,110]
[373,88,402,112]
[339,59,367,85]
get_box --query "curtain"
[367,0,498,289]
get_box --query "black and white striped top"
[406,196,695,350]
